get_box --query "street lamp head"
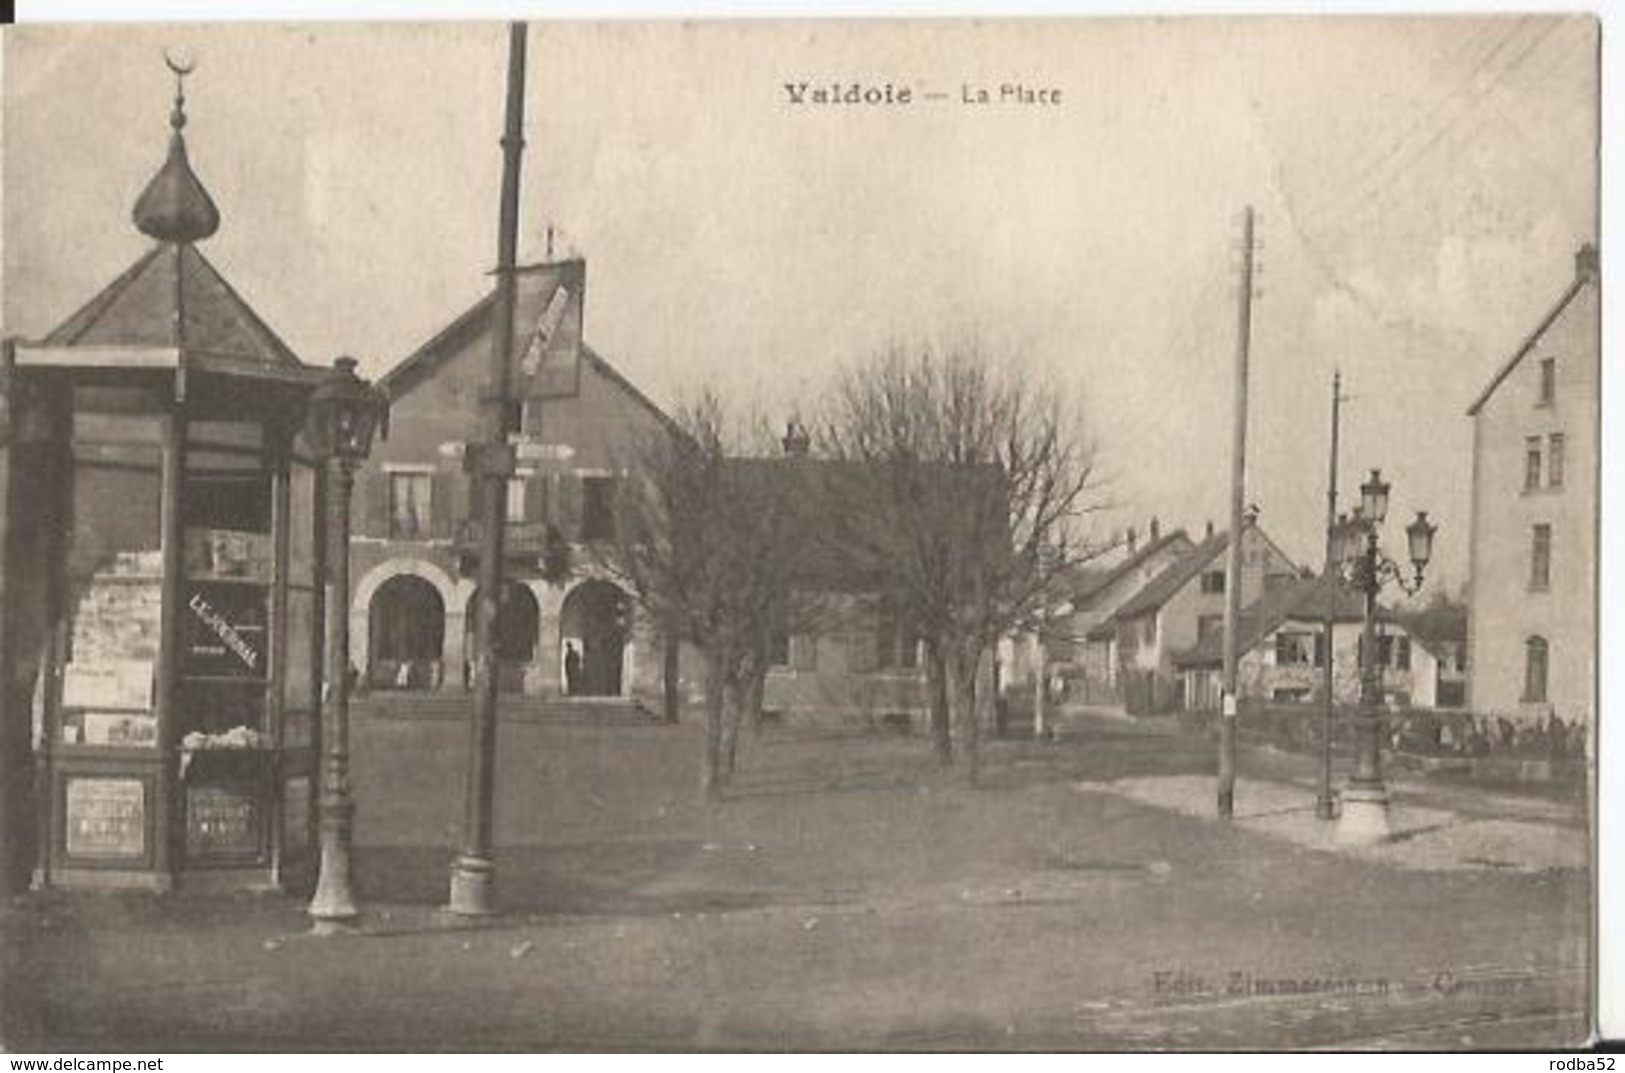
[1406,510,1437,573]
[307,355,383,464]
[1360,468,1390,526]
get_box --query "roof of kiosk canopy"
[14,58,324,404]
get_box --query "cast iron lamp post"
[306,356,383,932]
[1329,469,1436,845]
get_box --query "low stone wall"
[1177,703,1589,784]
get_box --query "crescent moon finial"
[162,49,195,132]
[163,49,195,78]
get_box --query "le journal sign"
[783,80,1063,108]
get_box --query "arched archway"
[560,579,631,697]
[368,575,446,690]
[351,558,461,691]
[463,581,541,693]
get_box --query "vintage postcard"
[0,14,1602,1052]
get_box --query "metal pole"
[1218,206,1255,819]
[1336,530,1392,844]
[310,458,360,930]
[155,402,186,883]
[1316,371,1343,820]
[1033,618,1048,741]
[0,342,22,895]
[449,21,527,916]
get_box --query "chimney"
[1205,519,1214,539]
[1149,516,1160,542]
[781,419,810,457]
[1126,526,1138,554]
[1576,243,1599,284]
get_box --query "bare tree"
[820,339,1108,783]
[608,391,817,799]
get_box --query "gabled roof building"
[1108,520,1298,714]
[1465,244,1598,730]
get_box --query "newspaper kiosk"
[11,72,330,892]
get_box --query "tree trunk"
[721,673,745,779]
[945,645,981,786]
[662,628,681,724]
[745,662,767,732]
[925,639,953,767]
[702,648,728,801]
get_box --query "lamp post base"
[308,799,359,931]
[1334,783,1391,844]
[447,854,497,916]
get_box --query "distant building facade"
[350,283,937,726]
[1052,522,1195,702]
[1465,244,1598,729]
[740,437,935,727]
[350,264,681,704]
[1172,577,1420,711]
[1399,604,1468,710]
[1107,521,1298,714]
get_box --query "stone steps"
[352,690,658,725]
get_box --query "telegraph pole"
[449,21,528,916]
[1218,206,1256,820]
[1316,371,1348,821]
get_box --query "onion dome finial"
[132,52,220,244]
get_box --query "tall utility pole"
[1316,371,1348,821]
[1218,206,1256,820]
[449,21,528,917]
[1032,614,1048,741]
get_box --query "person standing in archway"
[564,640,583,697]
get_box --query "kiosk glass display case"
[29,379,327,892]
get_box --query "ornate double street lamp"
[1329,469,1437,845]
[306,356,384,932]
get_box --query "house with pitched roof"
[720,431,937,726]
[1171,576,1419,711]
[1398,603,1468,710]
[1465,244,1598,730]
[1043,521,1195,702]
[1107,520,1298,713]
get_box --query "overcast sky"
[2,18,1599,593]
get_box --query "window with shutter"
[431,468,455,538]
[559,474,583,540]
[505,477,527,524]
[1523,636,1549,702]
[581,476,617,540]
[525,472,547,523]
[359,470,390,537]
[1529,524,1552,590]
